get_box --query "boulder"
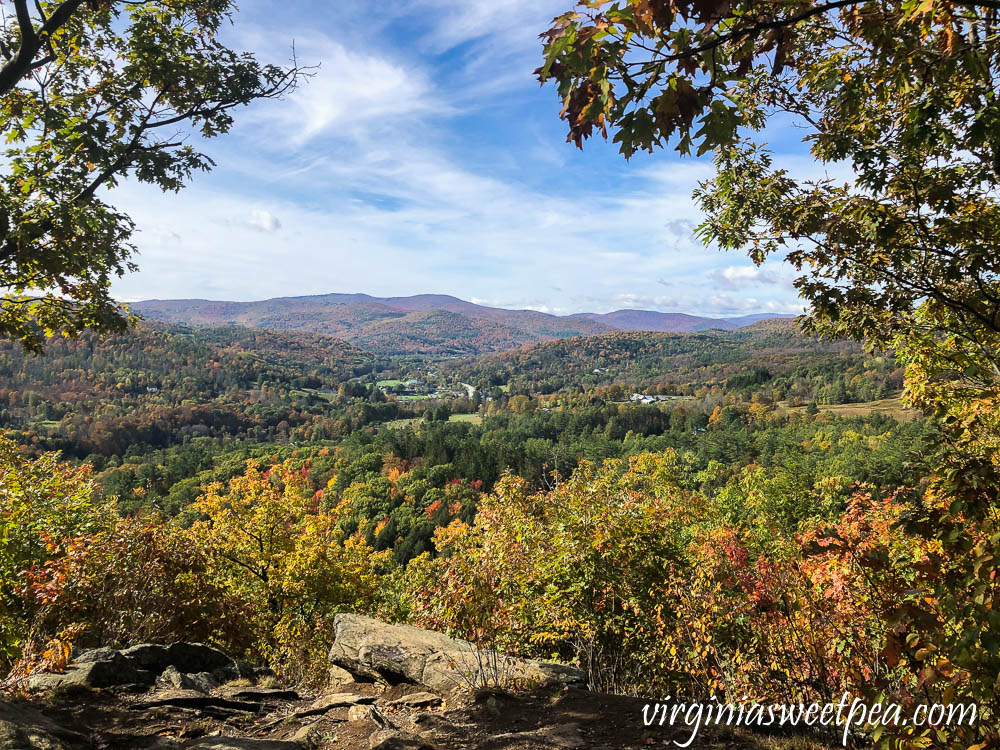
[327,664,355,686]
[156,665,221,694]
[25,651,143,692]
[25,641,240,693]
[120,643,171,672]
[167,642,238,676]
[327,614,585,693]
[73,647,120,664]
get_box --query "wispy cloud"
[234,30,443,145]
[414,0,567,51]
[708,265,780,290]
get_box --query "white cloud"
[415,0,567,51]
[235,31,442,145]
[111,132,804,316]
[708,265,780,290]
[706,295,806,314]
[247,209,281,233]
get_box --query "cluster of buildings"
[628,393,676,405]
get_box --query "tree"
[536,0,1000,419]
[539,3,1000,744]
[0,1,303,351]
[409,453,703,694]
[191,459,390,684]
[25,514,239,654]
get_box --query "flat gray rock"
[328,614,585,693]
[25,641,239,693]
[166,642,237,676]
[387,692,442,708]
[24,653,142,692]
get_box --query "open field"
[386,413,483,429]
[291,388,338,402]
[448,413,483,424]
[777,396,921,422]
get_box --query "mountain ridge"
[133,293,797,356]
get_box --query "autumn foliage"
[1,443,389,685]
[408,451,997,747]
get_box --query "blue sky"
[111,0,819,316]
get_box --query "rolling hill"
[133,293,796,356]
[448,319,864,394]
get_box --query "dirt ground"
[13,680,841,750]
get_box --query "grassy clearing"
[290,388,337,402]
[449,413,483,424]
[385,413,484,430]
[778,397,921,422]
[377,379,405,387]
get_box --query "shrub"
[191,459,392,685]
[25,514,242,652]
[408,452,703,694]
[0,438,111,669]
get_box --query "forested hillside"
[134,293,796,355]
[452,322,901,403]
[0,307,975,748]
[0,324,378,457]
[0,319,927,563]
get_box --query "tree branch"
[0,0,86,97]
[620,0,1000,70]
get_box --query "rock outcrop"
[4,619,728,749]
[22,651,143,692]
[24,641,239,693]
[327,614,585,693]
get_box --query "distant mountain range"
[133,293,796,356]
[573,309,791,332]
